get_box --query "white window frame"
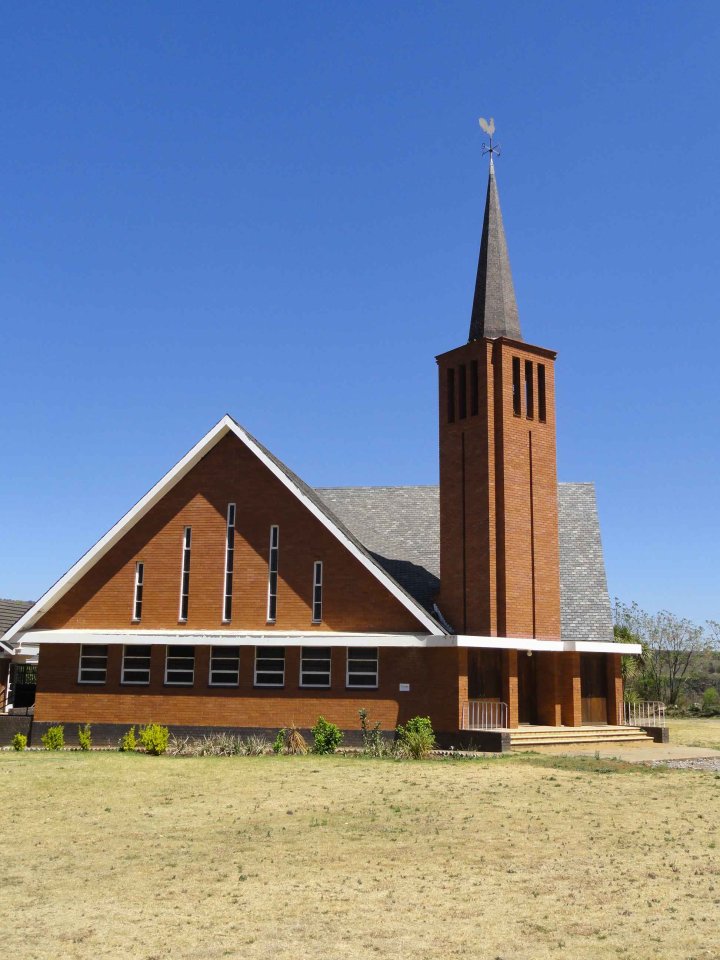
[311,560,323,624]
[266,525,279,623]
[121,644,152,685]
[132,561,144,622]
[346,647,379,689]
[78,645,109,684]
[178,526,192,622]
[164,645,195,686]
[254,646,285,687]
[300,646,331,689]
[209,646,240,687]
[222,503,236,623]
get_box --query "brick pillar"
[502,650,519,728]
[561,652,582,727]
[536,652,561,726]
[606,654,623,726]
[457,648,469,730]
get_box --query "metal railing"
[0,692,34,717]
[619,701,666,728]
[461,699,509,730]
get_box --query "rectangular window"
[266,525,279,623]
[209,646,240,686]
[312,560,323,623]
[512,356,521,416]
[132,562,144,622]
[122,644,151,685]
[538,363,547,422]
[78,645,108,684]
[179,527,192,622]
[165,645,195,685]
[222,503,236,622]
[470,359,479,416]
[300,646,331,688]
[458,364,467,419]
[254,646,285,687]
[347,647,379,688]
[525,359,534,419]
[447,367,456,423]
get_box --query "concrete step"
[508,726,654,748]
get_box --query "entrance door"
[517,652,537,724]
[9,664,37,711]
[580,654,607,723]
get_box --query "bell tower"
[436,139,563,725]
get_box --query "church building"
[3,152,648,750]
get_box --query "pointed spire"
[468,158,522,342]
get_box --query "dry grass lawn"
[668,716,720,751]
[1,751,719,960]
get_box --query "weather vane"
[479,117,500,159]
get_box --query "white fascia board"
[27,630,435,648]
[453,636,642,655]
[569,640,642,655]
[6,415,443,647]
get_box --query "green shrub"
[41,725,64,751]
[12,732,27,752]
[138,723,170,756]
[395,716,435,760]
[702,687,720,715]
[119,726,137,752]
[359,708,385,757]
[311,716,343,754]
[77,723,92,751]
[272,728,286,754]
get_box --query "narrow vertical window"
[222,503,236,622]
[447,368,456,423]
[132,562,144,622]
[512,357,521,416]
[538,363,547,422]
[470,359,479,416]
[525,359,534,419]
[458,364,467,419]
[266,525,279,623]
[312,561,323,624]
[179,527,192,622]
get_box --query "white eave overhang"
[21,630,642,655]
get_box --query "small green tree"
[359,708,385,757]
[138,724,170,756]
[311,716,343,754]
[12,733,27,752]
[41,725,64,751]
[272,728,286,754]
[119,726,137,752]
[702,687,720,715]
[77,724,92,751]
[396,716,435,760]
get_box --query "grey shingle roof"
[0,599,34,654]
[316,483,613,643]
[557,483,614,644]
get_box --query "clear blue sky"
[1,2,718,623]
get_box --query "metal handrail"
[619,700,666,728]
[461,699,509,730]
[0,692,34,716]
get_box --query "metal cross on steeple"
[479,117,500,161]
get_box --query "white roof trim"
[26,629,640,655]
[4,415,443,647]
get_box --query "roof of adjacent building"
[0,599,34,654]
[468,159,522,343]
[316,482,614,643]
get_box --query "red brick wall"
[436,337,561,642]
[35,643,464,732]
[36,433,421,635]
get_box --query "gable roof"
[0,599,34,654]
[4,417,444,648]
[316,482,614,643]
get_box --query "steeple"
[468,157,522,342]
